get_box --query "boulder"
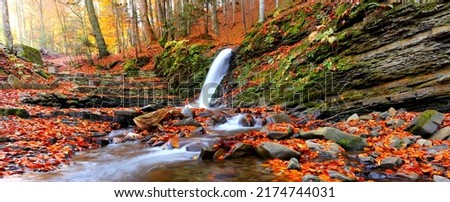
[287,158,300,170]
[238,114,255,127]
[263,124,294,140]
[388,107,397,117]
[133,108,184,131]
[199,146,216,160]
[406,110,445,138]
[181,107,194,119]
[346,113,359,122]
[7,74,23,89]
[15,44,43,65]
[395,172,419,181]
[256,142,300,160]
[301,127,367,151]
[380,157,403,169]
[430,127,450,140]
[327,170,357,182]
[227,143,255,158]
[305,140,343,159]
[433,175,450,182]
[416,139,432,147]
[302,174,323,182]
[359,114,374,121]
[265,112,292,124]
[379,111,390,120]
[0,108,31,118]
[174,118,202,127]
[206,115,227,126]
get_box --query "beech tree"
[85,0,110,58]
[1,0,14,53]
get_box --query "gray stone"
[359,156,375,164]
[287,158,300,170]
[302,174,323,182]
[379,111,390,119]
[301,127,367,151]
[380,157,403,169]
[185,142,207,152]
[393,119,405,129]
[227,143,255,159]
[430,127,450,140]
[263,125,293,140]
[265,112,292,124]
[386,119,396,126]
[238,114,255,127]
[181,107,194,119]
[395,172,419,181]
[327,170,357,182]
[174,118,202,127]
[48,66,58,74]
[360,114,374,121]
[433,175,450,182]
[199,146,216,160]
[390,137,406,149]
[346,113,359,122]
[305,140,342,159]
[206,115,227,126]
[348,127,359,134]
[7,74,23,89]
[388,107,397,117]
[256,142,300,160]
[406,110,445,138]
[417,139,432,147]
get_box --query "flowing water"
[197,48,233,108]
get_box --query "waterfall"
[196,48,233,108]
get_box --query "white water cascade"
[197,48,233,108]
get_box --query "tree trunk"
[148,0,155,32]
[111,0,123,53]
[85,0,110,58]
[204,0,209,35]
[138,0,156,43]
[0,0,13,53]
[275,0,279,8]
[232,0,235,25]
[131,0,140,57]
[259,0,265,23]
[211,0,219,36]
[241,0,247,32]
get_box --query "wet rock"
[433,175,450,182]
[206,115,227,126]
[181,107,194,119]
[406,110,445,138]
[287,158,300,170]
[359,156,375,164]
[380,157,403,169]
[346,113,359,122]
[227,143,255,159]
[151,141,166,147]
[265,112,292,124]
[199,146,216,160]
[301,127,367,151]
[256,142,300,160]
[213,148,227,160]
[174,118,202,127]
[185,142,206,152]
[430,127,450,140]
[263,124,294,140]
[190,127,204,136]
[302,174,323,182]
[94,137,110,147]
[327,170,357,182]
[417,139,432,147]
[388,107,397,117]
[238,114,255,127]
[395,172,419,181]
[305,140,342,159]
[134,108,184,131]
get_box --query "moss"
[0,108,31,118]
[36,70,50,79]
[18,44,43,66]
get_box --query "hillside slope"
[222,1,450,118]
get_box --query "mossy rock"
[15,44,43,66]
[406,110,445,138]
[36,70,50,79]
[0,108,31,118]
